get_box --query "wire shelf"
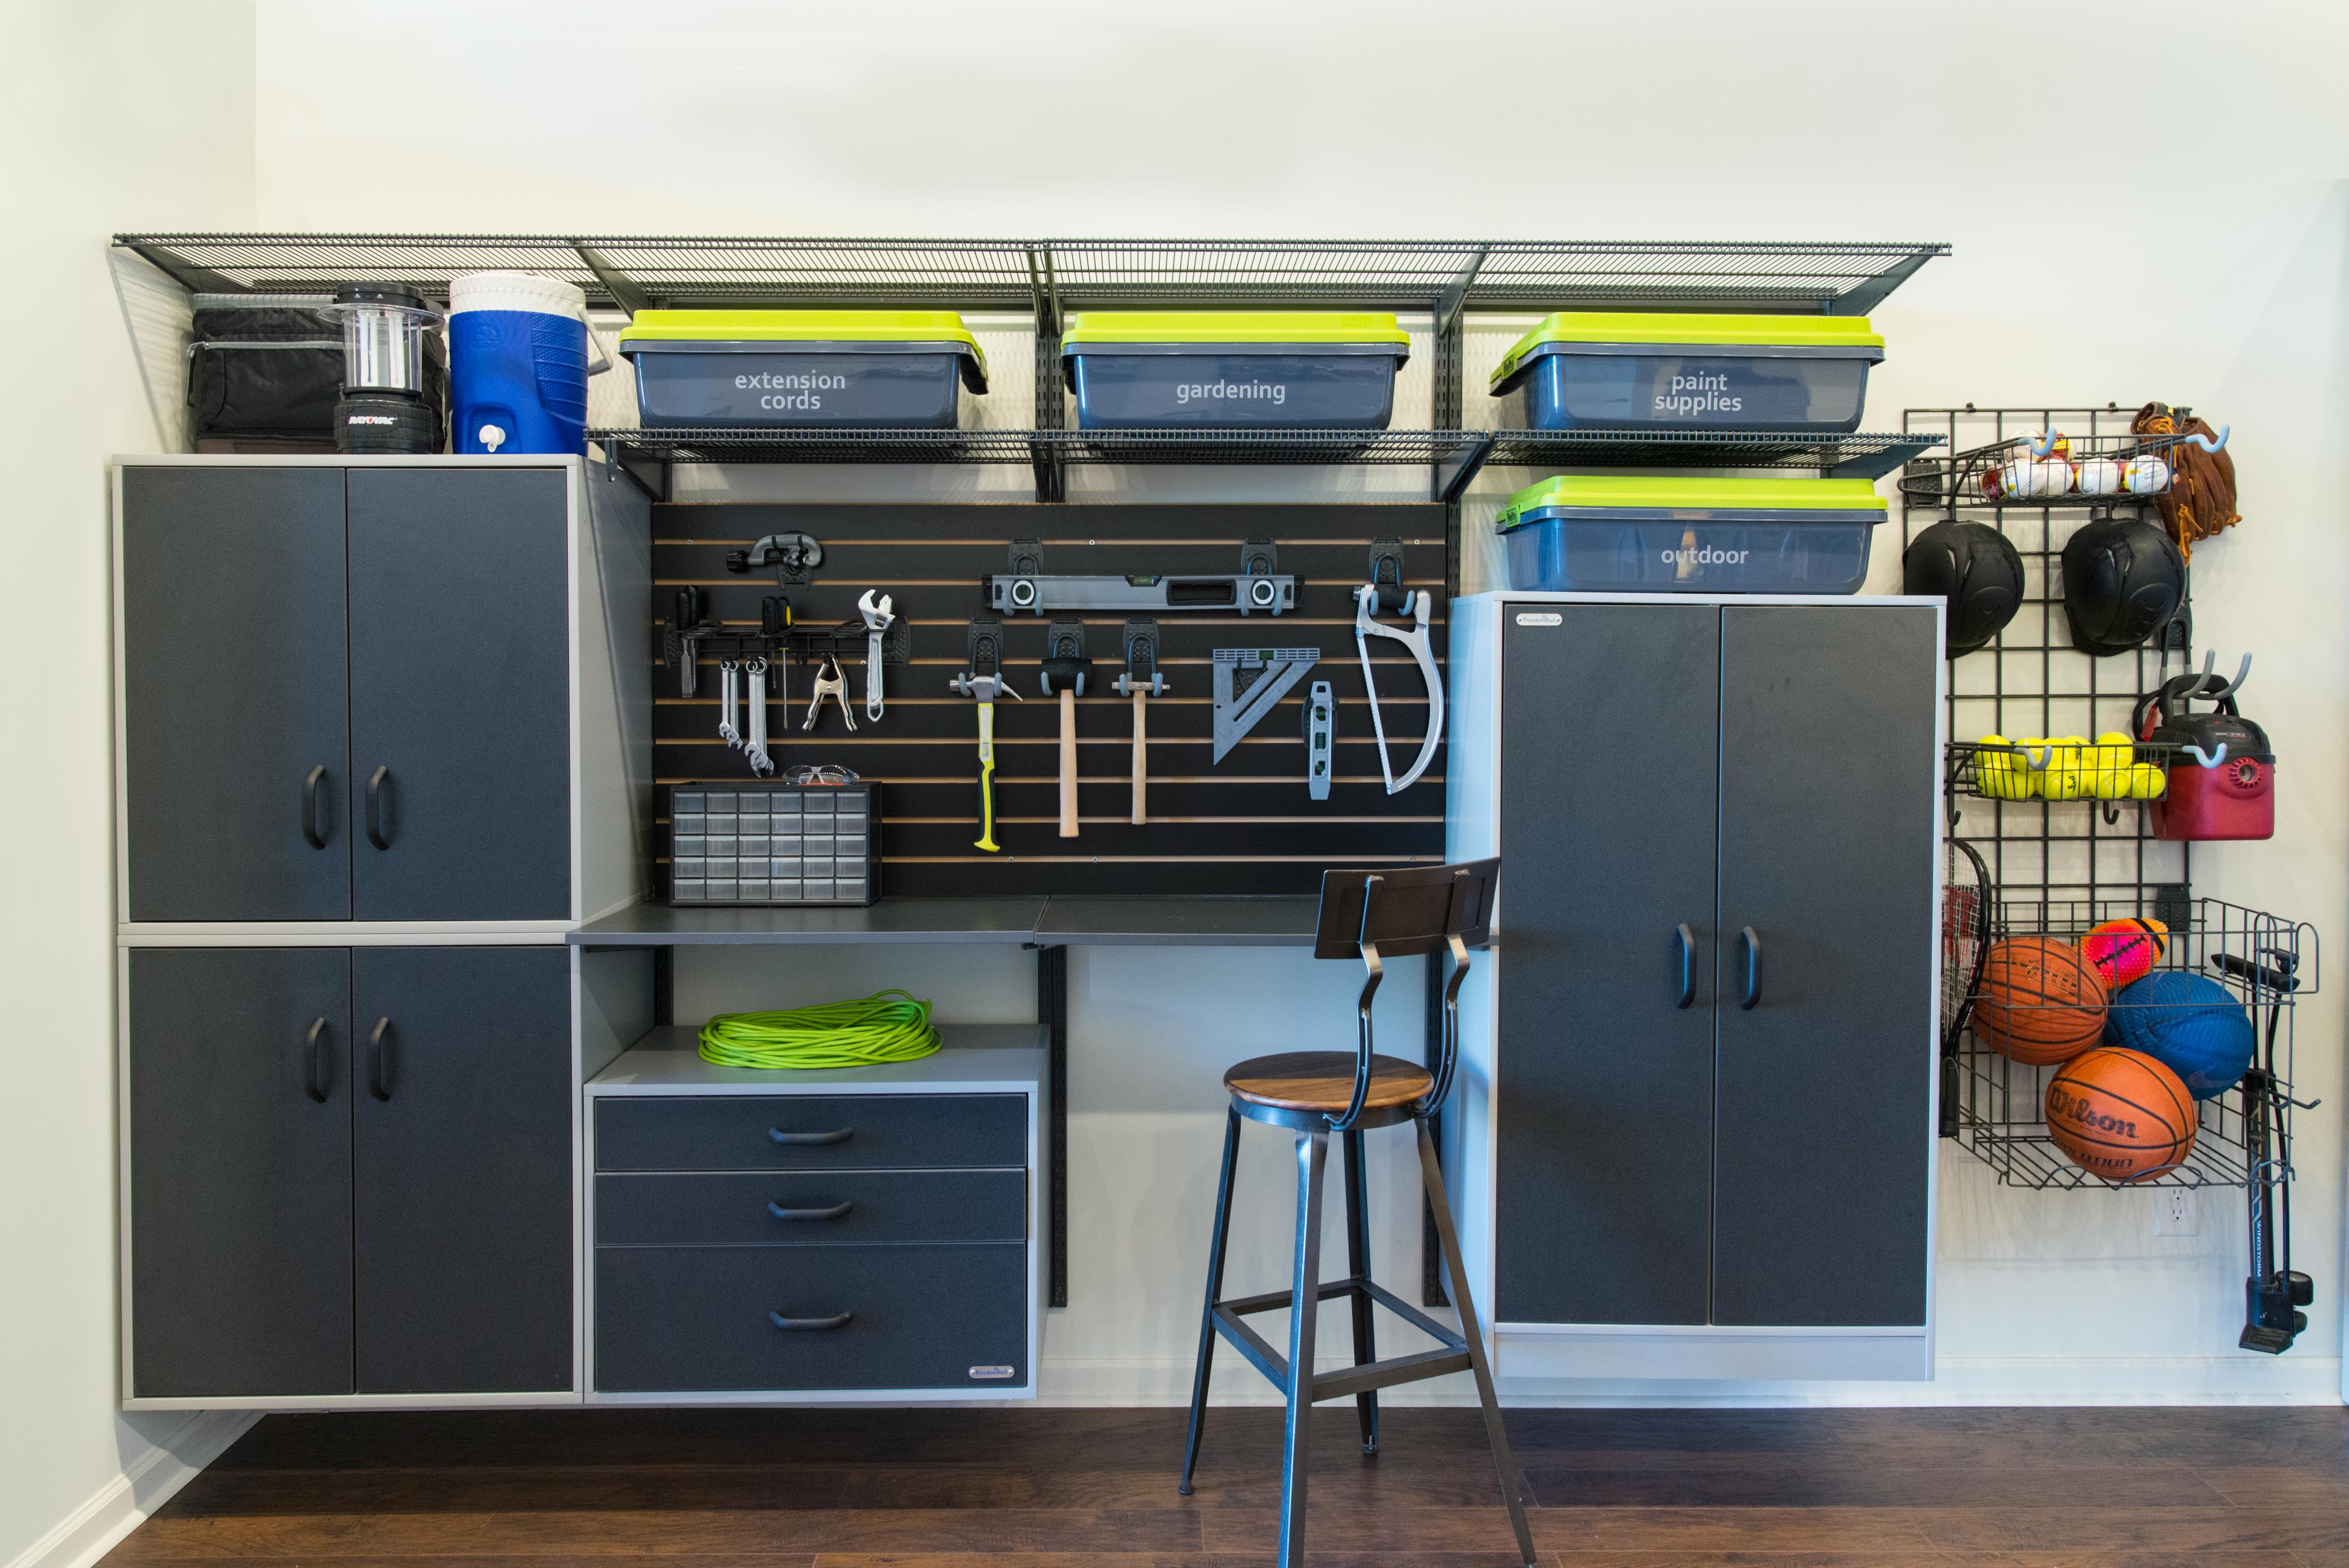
[113,234,1948,315]
[1482,428,1941,480]
[591,426,1488,467]
[1900,418,2215,511]
[1946,897,2315,1192]
[1943,739,2227,807]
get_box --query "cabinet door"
[352,945,573,1393]
[1495,604,1721,1327]
[122,467,351,921]
[347,469,571,920]
[129,947,352,1397]
[1714,604,1937,1327]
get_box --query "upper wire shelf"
[113,234,1948,315]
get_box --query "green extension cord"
[698,990,943,1071]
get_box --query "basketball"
[2082,916,2169,988]
[2045,1047,2197,1182]
[1976,936,2108,1065]
[2106,971,2257,1100]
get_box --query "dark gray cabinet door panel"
[1496,603,1721,1327]
[129,947,352,1397]
[347,469,570,920]
[122,467,349,921]
[352,945,573,1393]
[1714,605,1936,1327]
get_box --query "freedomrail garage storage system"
[1443,593,1943,1381]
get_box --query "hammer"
[1113,618,1164,825]
[1038,618,1092,839]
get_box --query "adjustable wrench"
[859,590,895,722]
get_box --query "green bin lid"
[618,308,985,375]
[1062,311,1411,350]
[1494,475,1887,530]
[1490,312,1883,384]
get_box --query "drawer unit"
[594,1093,1027,1172]
[596,1242,1027,1392]
[595,1169,1027,1247]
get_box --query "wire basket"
[1942,894,2317,1192]
[1942,738,2247,810]
[1902,425,2211,510]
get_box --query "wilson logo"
[2047,1085,2136,1140]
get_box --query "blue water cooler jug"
[449,272,590,455]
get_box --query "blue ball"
[2105,971,2256,1099]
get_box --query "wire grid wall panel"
[1904,406,2195,908]
[115,235,1946,314]
[1948,897,2316,1192]
[651,502,1447,896]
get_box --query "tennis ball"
[2076,458,2123,495]
[2089,732,2135,798]
[2128,762,2166,800]
[2017,736,2050,798]
[2121,456,2172,493]
[2040,737,2091,800]
[1976,734,2031,799]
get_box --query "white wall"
[0,4,261,1566]
[249,0,2349,1406]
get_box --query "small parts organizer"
[665,781,882,907]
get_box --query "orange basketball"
[2044,1047,2197,1183]
[1975,936,2108,1065]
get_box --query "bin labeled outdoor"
[1489,313,1883,433]
[618,309,988,429]
[1060,311,1411,430]
[1495,475,1887,595]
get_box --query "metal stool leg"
[1178,1106,1243,1496]
[1278,1130,1328,1568]
[1416,1116,1536,1568]
[1341,1128,1380,1456]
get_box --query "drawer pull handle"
[768,1200,853,1222]
[304,1017,331,1103]
[769,1127,852,1146]
[769,1310,853,1332]
[367,1016,395,1101]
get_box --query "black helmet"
[1903,520,2025,656]
[2061,516,2185,656]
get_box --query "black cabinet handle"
[1673,924,1695,1009]
[1738,926,1763,1011]
[769,1127,852,1146]
[367,1015,394,1101]
[365,765,392,850]
[769,1310,853,1332]
[302,766,330,850]
[768,1200,853,1222]
[304,1017,331,1103]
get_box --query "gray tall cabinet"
[113,456,650,1409]
[1444,593,1943,1382]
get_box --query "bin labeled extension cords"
[698,990,943,1071]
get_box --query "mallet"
[1113,618,1165,826]
[1038,618,1092,839]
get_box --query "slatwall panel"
[651,503,1448,896]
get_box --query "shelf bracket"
[1433,431,1495,504]
[1829,248,1936,317]
[572,243,651,316]
[600,441,668,503]
[1026,245,1068,502]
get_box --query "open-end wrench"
[718,659,742,749]
[803,655,857,733]
[859,590,895,722]
[743,657,775,775]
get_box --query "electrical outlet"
[2154,1189,2197,1237]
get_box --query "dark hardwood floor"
[102,1404,2349,1567]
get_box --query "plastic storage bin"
[618,310,988,429]
[1489,313,1884,433]
[1060,312,1410,429]
[450,271,590,456]
[1495,476,1887,595]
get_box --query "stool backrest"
[1311,859,1499,1129]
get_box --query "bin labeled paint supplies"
[1495,475,1887,595]
[1060,311,1411,429]
[450,272,591,456]
[618,309,988,429]
[1489,313,1884,433]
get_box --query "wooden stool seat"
[1224,1051,1433,1115]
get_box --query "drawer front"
[595,1094,1027,1172]
[596,1169,1027,1247]
[595,1243,1027,1392]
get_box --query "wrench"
[859,590,896,722]
[718,660,742,749]
[743,657,775,775]
[803,654,857,733]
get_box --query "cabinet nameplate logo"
[969,1364,1017,1379]
[1514,612,1563,627]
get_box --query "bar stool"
[1177,859,1534,1568]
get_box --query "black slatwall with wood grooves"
[652,503,1448,896]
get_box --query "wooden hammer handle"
[1059,687,1078,838]
[1131,690,1147,825]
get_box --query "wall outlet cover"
[2154,1188,2197,1237]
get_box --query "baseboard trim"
[5,1409,258,1568]
[1035,1354,2346,1408]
